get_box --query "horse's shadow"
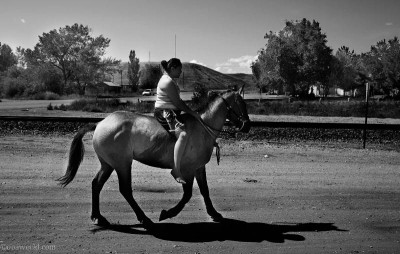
[90,218,346,243]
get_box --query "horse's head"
[221,86,251,133]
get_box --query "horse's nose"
[239,120,251,133]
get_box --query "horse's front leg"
[195,166,224,222]
[159,177,194,221]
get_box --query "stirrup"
[214,142,220,165]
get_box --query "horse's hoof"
[211,212,224,222]
[159,210,169,221]
[140,217,155,230]
[91,215,110,226]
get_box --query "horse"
[57,87,251,229]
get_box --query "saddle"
[153,110,221,164]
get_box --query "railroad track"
[0,115,399,130]
[1,115,399,150]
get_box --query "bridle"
[220,95,248,127]
[197,93,249,165]
[199,94,248,139]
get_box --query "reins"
[197,95,230,139]
[196,94,245,165]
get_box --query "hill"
[177,63,257,91]
[226,73,257,91]
[114,62,257,92]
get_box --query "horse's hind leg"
[195,166,224,222]
[115,165,154,229]
[159,177,194,221]
[91,159,114,226]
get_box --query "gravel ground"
[1,107,400,253]
[1,134,399,253]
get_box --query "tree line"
[252,18,400,99]
[1,20,399,99]
[0,24,141,98]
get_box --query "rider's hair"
[161,58,182,73]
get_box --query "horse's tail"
[57,123,97,187]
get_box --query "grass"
[246,100,400,118]
[33,91,61,100]
[55,96,400,119]
[61,98,154,113]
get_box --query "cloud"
[215,66,234,73]
[189,59,207,67]
[20,18,26,24]
[215,55,257,74]
[385,22,393,26]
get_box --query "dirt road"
[1,134,399,253]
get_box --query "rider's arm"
[160,80,201,121]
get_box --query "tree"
[191,82,209,110]
[329,46,360,95]
[0,43,17,72]
[1,64,42,97]
[128,50,140,92]
[138,63,162,89]
[22,23,119,94]
[253,18,332,98]
[250,60,263,95]
[252,33,286,93]
[363,37,400,97]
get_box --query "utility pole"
[182,72,184,89]
[175,34,176,57]
[120,70,123,87]
[118,69,123,86]
[362,74,372,149]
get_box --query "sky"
[1,0,399,74]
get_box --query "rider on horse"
[154,58,203,184]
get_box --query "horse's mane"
[195,90,232,114]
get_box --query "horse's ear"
[237,85,245,96]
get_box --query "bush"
[65,98,156,113]
[191,82,209,110]
[47,103,53,110]
[129,100,154,113]
[53,104,68,111]
[67,98,126,113]
[33,91,61,100]
[82,105,103,112]
[4,78,26,98]
[68,98,91,111]
[59,104,67,111]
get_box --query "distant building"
[309,85,344,97]
[122,84,133,93]
[85,82,121,96]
